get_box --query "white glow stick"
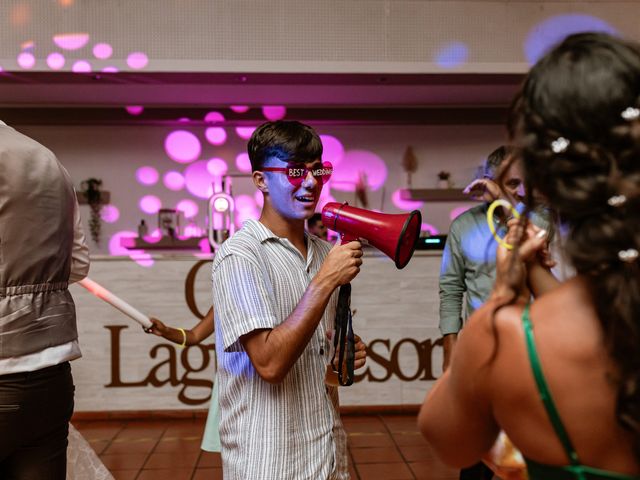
[78,277,152,329]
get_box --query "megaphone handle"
[332,283,355,386]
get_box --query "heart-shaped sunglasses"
[262,161,333,187]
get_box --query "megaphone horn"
[321,202,422,269]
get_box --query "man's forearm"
[242,276,335,383]
[442,333,458,372]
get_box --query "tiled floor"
[74,413,458,480]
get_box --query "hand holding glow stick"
[486,199,521,250]
[78,277,153,329]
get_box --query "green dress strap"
[522,305,581,466]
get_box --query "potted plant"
[80,178,104,244]
[437,171,452,189]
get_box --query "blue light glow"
[435,42,469,68]
[524,14,618,65]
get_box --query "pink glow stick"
[78,277,152,329]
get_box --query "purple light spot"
[235,195,256,212]
[125,105,144,115]
[163,171,185,191]
[204,111,225,123]
[206,158,228,177]
[254,190,264,208]
[184,160,216,199]
[100,204,120,223]
[72,60,91,73]
[330,150,387,192]
[109,230,137,256]
[17,52,35,69]
[164,130,201,164]
[421,223,439,236]
[102,66,118,73]
[130,252,154,268]
[435,42,469,68]
[92,42,113,59]
[524,14,617,65]
[46,52,65,70]
[180,223,203,239]
[450,205,472,221]
[235,126,256,140]
[236,152,252,173]
[178,117,190,123]
[139,195,161,214]
[136,166,159,186]
[143,229,162,243]
[262,106,286,121]
[205,127,227,146]
[391,189,424,211]
[176,199,199,219]
[198,238,211,253]
[320,135,345,167]
[230,105,249,113]
[127,51,148,69]
[53,33,90,50]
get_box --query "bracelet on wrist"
[177,327,187,348]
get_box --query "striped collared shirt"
[212,219,348,480]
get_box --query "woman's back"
[489,277,639,476]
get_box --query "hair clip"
[618,248,639,263]
[551,137,570,153]
[621,107,640,121]
[607,194,627,207]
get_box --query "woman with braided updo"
[419,32,640,480]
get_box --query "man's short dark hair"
[483,145,517,179]
[307,213,322,228]
[247,121,323,172]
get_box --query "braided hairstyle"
[510,32,640,461]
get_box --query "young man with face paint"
[212,121,366,480]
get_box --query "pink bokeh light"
[143,229,162,244]
[136,166,159,186]
[164,130,201,164]
[235,126,256,140]
[100,204,120,223]
[262,106,286,121]
[230,105,249,113]
[17,52,35,69]
[180,223,203,239]
[206,158,229,177]
[125,105,144,116]
[176,199,199,219]
[109,231,137,256]
[199,238,211,253]
[53,33,89,50]
[421,223,439,235]
[72,60,91,73]
[320,135,345,167]
[450,205,472,221]
[236,153,252,173]
[163,171,185,191]
[139,195,162,214]
[93,43,113,59]
[102,66,118,73]
[184,160,215,199]
[129,252,154,268]
[204,111,225,123]
[254,190,264,208]
[330,150,388,192]
[235,195,256,212]
[46,52,65,70]
[391,189,424,211]
[205,127,227,146]
[127,52,148,69]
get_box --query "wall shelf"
[120,236,207,251]
[400,188,475,202]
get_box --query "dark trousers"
[0,362,74,480]
[460,462,494,480]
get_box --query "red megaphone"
[321,202,422,269]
